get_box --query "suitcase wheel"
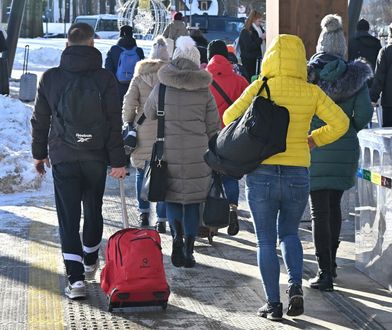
[162,301,168,310]
[108,304,113,312]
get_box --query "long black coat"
[348,31,381,70]
[370,44,392,107]
[31,46,126,167]
[238,26,263,60]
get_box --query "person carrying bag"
[140,84,167,202]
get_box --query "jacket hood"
[117,36,137,49]
[261,34,307,80]
[308,58,373,102]
[158,58,212,90]
[206,55,234,77]
[60,46,102,72]
[354,31,381,48]
[134,59,167,87]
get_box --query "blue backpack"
[116,46,140,83]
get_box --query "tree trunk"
[108,0,116,14]
[86,0,92,15]
[348,0,363,38]
[21,0,44,38]
[99,0,106,14]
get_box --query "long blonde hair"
[244,10,262,31]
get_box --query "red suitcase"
[100,179,170,311]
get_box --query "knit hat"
[172,36,201,66]
[174,12,183,21]
[357,18,370,31]
[149,36,170,61]
[316,14,347,57]
[120,25,133,38]
[207,39,228,61]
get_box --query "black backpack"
[204,77,290,179]
[54,72,108,150]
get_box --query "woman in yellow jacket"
[223,34,349,321]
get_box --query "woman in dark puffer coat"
[308,14,373,292]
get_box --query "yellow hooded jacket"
[223,35,349,168]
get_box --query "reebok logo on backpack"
[116,47,139,83]
[54,73,108,150]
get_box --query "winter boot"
[309,251,333,291]
[171,220,185,267]
[286,284,304,316]
[227,204,240,236]
[184,236,196,268]
[139,213,149,227]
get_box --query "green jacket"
[308,54,373,191]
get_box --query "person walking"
[31,23,126,299]
[163,11,188,55]
[348,18,381,71]
[223,34,349,320]
[190,29,209,66]
[308,14,373,292]
[144,36,220,268]
[122,36,170,233]
[105,25,145,104]
[238,10,265,80]
[370,23,392,127]
[206,39,249,236]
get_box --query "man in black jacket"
[31,23,126,299]
[348,19,381,71]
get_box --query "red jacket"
[207,55,249,127]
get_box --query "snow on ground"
[0,37,152,196]
[0,94,43,194]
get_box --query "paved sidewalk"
[0,170,390,329]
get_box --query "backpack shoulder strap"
[211,80,233,106]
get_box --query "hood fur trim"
[158,58,212,90]
[134,59,167,77]
[309,59,373,102]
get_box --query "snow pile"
[13,45,63,71]
[0,95,41,193]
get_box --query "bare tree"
[108,0,116,14]
[99,0,106,14]
[21,0,44,37]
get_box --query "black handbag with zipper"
[140,84,167,202]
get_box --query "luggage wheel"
[162,301,168,310]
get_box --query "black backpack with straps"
[54,72,108,150]
[204,77,290,179]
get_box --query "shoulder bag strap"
[211,80,233,106]
[136,113,146,126]
[155,84,167,161]
[256,76,271,99]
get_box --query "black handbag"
[202,172,230,228]
[140,84,167,202]
[204,77,290,179]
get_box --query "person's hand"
[308,136,317,150]
[109,167,127,179]
[34,158,50,176]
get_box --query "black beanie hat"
[207,39,228,61]
[174,12,183,21]
[120,25,133,38]
[357,19,370,31]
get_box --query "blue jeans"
[166,203,200,238]
[222,176,239,205]
[246,165,309,303]
[136,168,166,222]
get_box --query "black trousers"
[241,57,258,80]
[382,106,392,128]
[309,189,344,272]
[53,161,107,283]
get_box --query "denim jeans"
[222,176,239,205]
[166,202,200,238]
[136,168,166,222]
[246,165,309,303]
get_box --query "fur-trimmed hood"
[157,58,212,90]
[308,55,373,102]
[134,59,167,87]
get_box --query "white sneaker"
[65,280,86,299]
[84,259,100,281]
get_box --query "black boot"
[331,241,340,278]
[309,252,333,291]
[171,221,185,267]
[184,236,196,268]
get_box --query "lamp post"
[189,0,193,28]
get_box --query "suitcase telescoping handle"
[23,45,30,75]
[119,177,130,229]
